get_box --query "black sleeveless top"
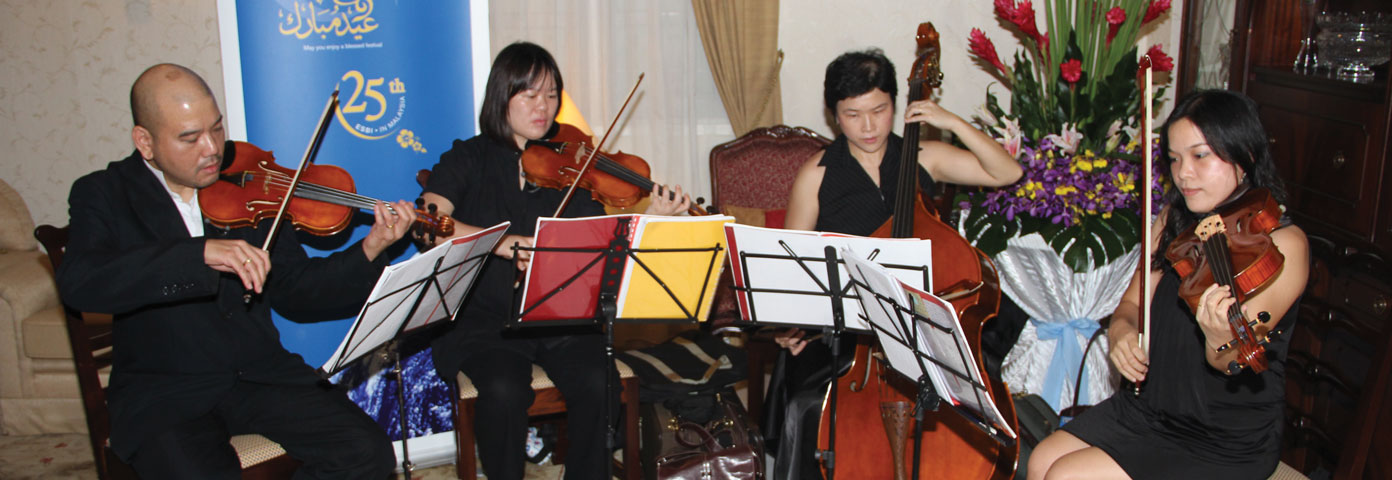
[814,134,935,236]
[1062,267,1296,478]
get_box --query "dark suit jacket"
[57,151,389,460]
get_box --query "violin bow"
[244,89,339,302]
[552,73,644,218]
[1136,54,1154,395]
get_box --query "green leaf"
[976,218,1012,256]
[1088,216,1124,261]
[963,207,989,241]
[1019,215,1047,237]
[1112,210,1141,245]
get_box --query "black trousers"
[456,331,618,480]
[129,379,396,479]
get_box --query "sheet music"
[320,222,509,374]
[617,214,733,319]
[723,224,932,331]
[519,214,733,322]
[843,251,1017,441]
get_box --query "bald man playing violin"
[56,63,412,479]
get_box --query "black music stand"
[721,225,935,480]
[509,214,729,479]
[320,222,510,476]
[842,252,1017,479]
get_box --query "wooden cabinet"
[1182,0,1392,478]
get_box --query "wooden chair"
[33,225,300,479]
[706,124,831,426]
[452,361,641,479]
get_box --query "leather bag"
[655,393,763,479]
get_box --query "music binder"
[516,214,732,325]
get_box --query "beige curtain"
[692,0,783,137]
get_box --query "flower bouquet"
[957,0,1175,412]
[962,0,1172,273]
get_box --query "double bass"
[816,22,1020,480]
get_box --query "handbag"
[655,393,764,479]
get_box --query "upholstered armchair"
[0,178,83,434]
[706,125,831,426]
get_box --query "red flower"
[1143,0,1172,25]
[1060,59,1083,84]
[995,0,1048,47]
[969,28,1009,75]
[1145,44,1174,72]
[1105,7,1126,45]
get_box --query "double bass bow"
[817,22,1019,480]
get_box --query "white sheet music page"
[842,250,1017,441]
[320,222,510,374]
[723,224,932,330]
[842,252,953,400]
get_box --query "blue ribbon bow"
[1031,317,1100,413]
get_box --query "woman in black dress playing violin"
[1029,90,1309,480]
[418,41,691,480]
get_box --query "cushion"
[229,434,289,469]
[0,179,36,253]
[722,205,786,229]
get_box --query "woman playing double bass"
[1029,90,1308,479]
[767,48,1022,479]
[418,41,693,480]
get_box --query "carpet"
[0,433,568,479]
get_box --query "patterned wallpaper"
[0,0,225,228]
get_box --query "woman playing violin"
[1029,90,1308,480]
[767,48,1022,479]
[418,41,691,480]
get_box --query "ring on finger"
[242,257,252,265]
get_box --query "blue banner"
[220,0,482,442]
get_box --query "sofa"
[0,178,83,434]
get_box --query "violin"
[818,22,1017,480]
[521,123,709,216]
[1163,186,1284,373]
[200,140,454,237]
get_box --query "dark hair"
[823,49,897,112]
[479,42,563,150]
[1153,89,1287,269]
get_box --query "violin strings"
[1203,233,1250,341]
[571,144,656,191]
[251,171,386,210]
